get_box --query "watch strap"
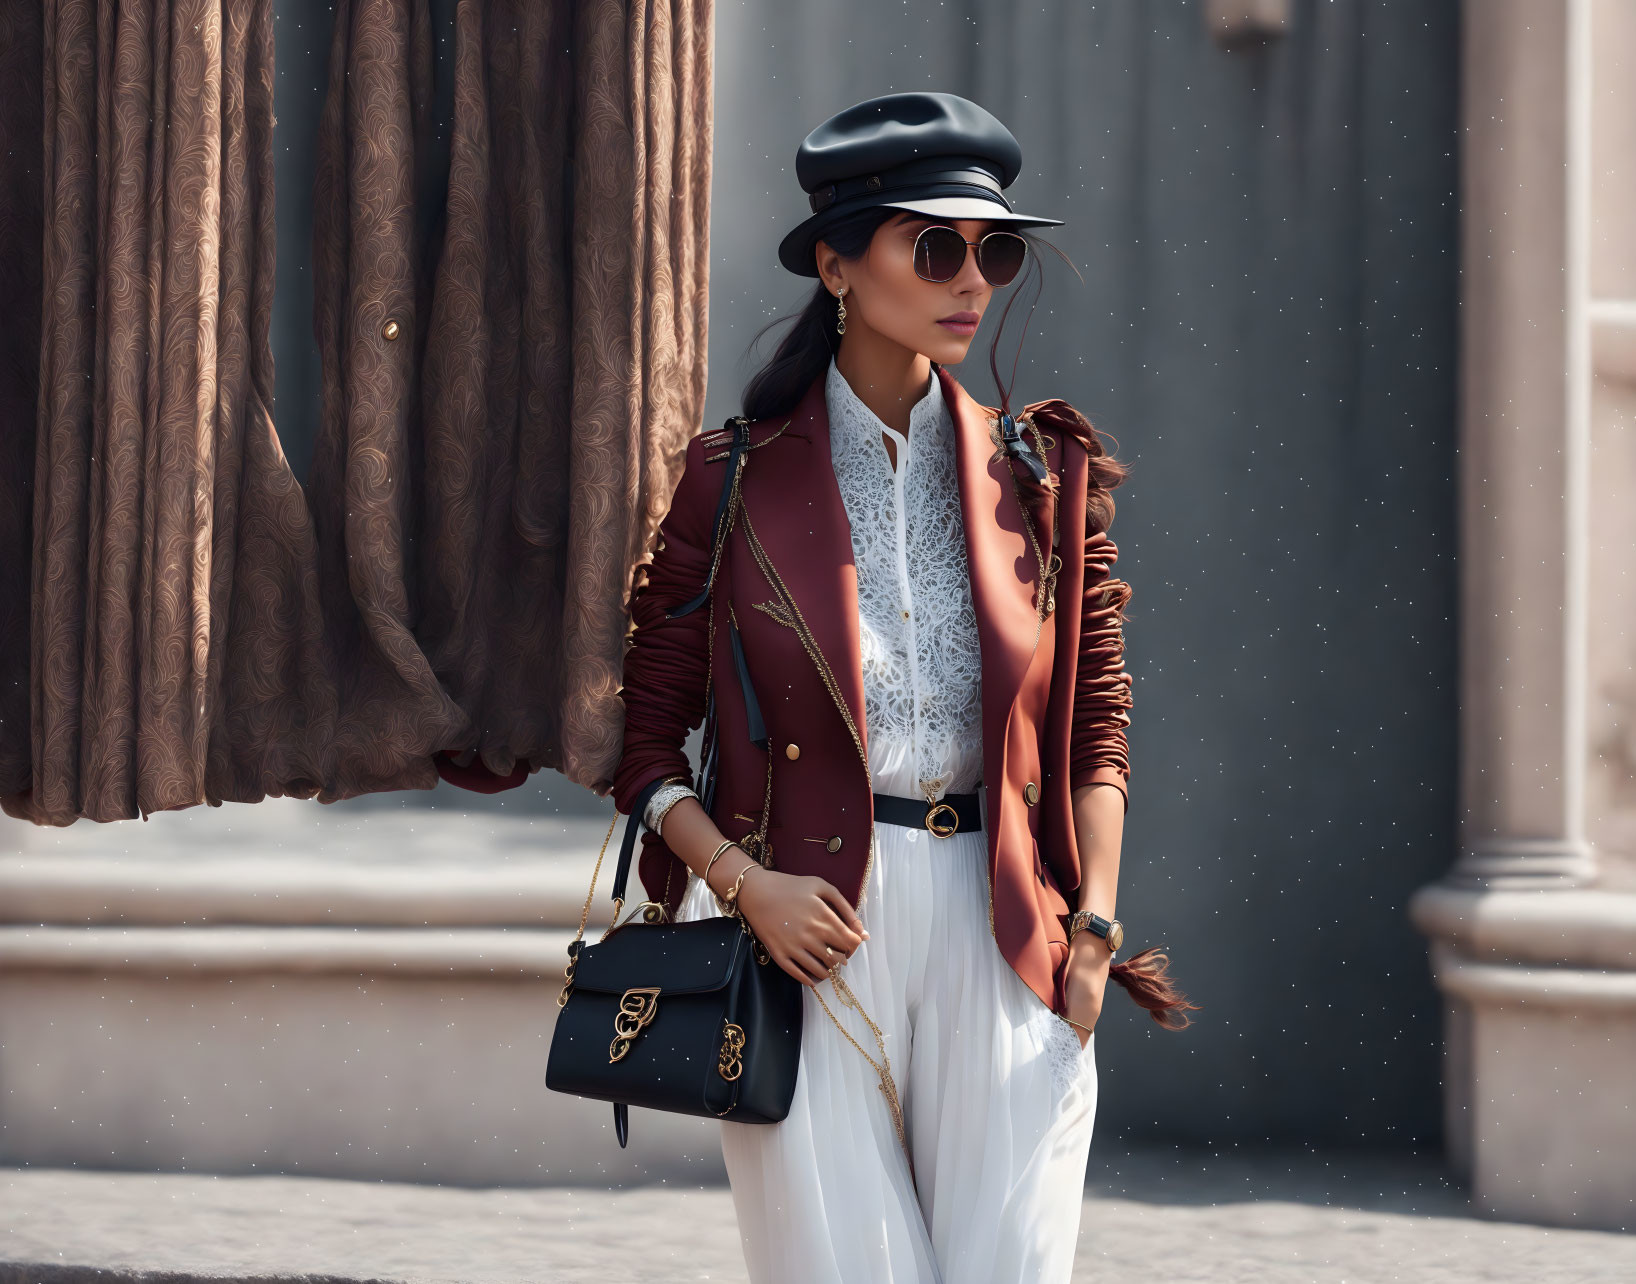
[1069,910,1121,952]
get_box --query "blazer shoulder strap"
[667,416,754,620]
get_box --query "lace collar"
[824,359,949,457]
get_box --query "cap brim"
[778,197,1063,277]
[876,196,1064,229]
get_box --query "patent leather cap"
[778,91,1063,277]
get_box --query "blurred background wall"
[3,0,1463,1175]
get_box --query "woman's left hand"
[1064,931,1112,1049]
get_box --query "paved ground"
[2,1145,1632,1283]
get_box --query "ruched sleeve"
[609,434,719,817]
[1068,528,1133,811]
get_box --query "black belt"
[871,789,982,837]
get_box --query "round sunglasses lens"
[914,226,970,282]
[978,233,1027,286]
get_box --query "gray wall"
[707,0,1461,1151]
[269,1,1462,1149]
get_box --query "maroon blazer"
[610,365,1133,1018]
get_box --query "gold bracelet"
[1062,1015,1094,1036]
[718,860,758,917]
[703,839,740,892]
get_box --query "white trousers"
[678,788,1099,1283]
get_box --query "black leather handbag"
[545,776,804,1148]
[545,418,804,1149]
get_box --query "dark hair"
[741,207,900,422]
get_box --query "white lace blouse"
[823,358,984,802]
[643,360,985,832]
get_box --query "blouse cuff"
[643,780,700,835]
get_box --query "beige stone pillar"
[1409,0,1636,1233]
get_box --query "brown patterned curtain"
[0,0,713,825]
[0,1,44,814]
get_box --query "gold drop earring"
[835,286,848,336]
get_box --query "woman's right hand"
[731,867,868,986]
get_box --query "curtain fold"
[561,0,714,787]
[562,0,650,790]
[17,0,338,826]
[0,0,44,806]
[1,0,715,825]
[304,0,472,799]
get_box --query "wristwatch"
[1068,909,1123,953]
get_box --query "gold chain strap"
[557,811,622,1007]
[812,967,915,1183]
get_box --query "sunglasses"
[911,224,1029,287]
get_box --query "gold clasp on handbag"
[718,1020,746,1081]
[609,987,661,1063]
[602,899,671,941]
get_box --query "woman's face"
[817,213,1004,365]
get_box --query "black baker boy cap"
[777,91,1064,278]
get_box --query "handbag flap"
[570,917,749,997]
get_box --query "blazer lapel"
[942,367,1049,812]
[735,374,872,772]
[736,366,1046,798]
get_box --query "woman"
[611,92,1193,1283]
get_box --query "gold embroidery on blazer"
[736,504,878,916]
[750,597,796,631]
[738,511,872,793]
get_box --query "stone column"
[1408,0,1636,1233]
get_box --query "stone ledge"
[0,1269,371,1284]
[0,925,585,978]
[1407,883,1636,970]
[1430,941,1636,1010]
[4,798,619,867]
[0,857,609,929]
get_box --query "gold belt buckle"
[924,801,959,838]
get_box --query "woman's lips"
[937,313,980,336]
